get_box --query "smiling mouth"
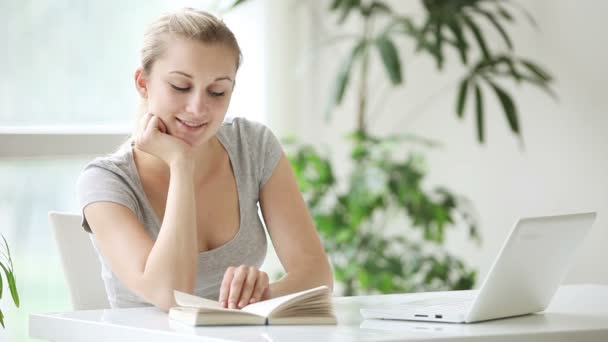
[176,118,208,129]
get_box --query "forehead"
[153,37,237,78]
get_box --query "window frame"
[0,126,130,158]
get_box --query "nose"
[185,90,208,116]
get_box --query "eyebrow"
[169,71,233,82]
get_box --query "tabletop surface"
[29,284,608,342]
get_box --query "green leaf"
[462,15,491,60]
[1,234,9,260]
[520,76,558,100]
[503,0,537,28]
[229,0,249,9]
[361,1,392,17]
[446,21,468,64]
[474,83,485,143]
[505,58,522,82]
[0,266,3,299]
[0,264,19,308]
[416,19,433,52]
[357,270,371,288]
[375,35,402,85]
[487,81,519,134]
[330,0,343,10]
[0,309,4,328]
[497,6,514,22]
[327,39,366,119]
[337,0,361,23]
[520,59,553,82]
[434,23,444,69]
[456,78,469,118]
[473,8,513,49]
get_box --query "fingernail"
[220,300,226,308]
[228,301,236,309]
[249,298,256,303]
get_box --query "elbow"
[157,300,175,313]
[136,270,195,312]
[134,277,179,312]
[146,288,177,312]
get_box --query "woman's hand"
[134,113,193,167]
[219,265,270,309]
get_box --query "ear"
[134,68,149,99]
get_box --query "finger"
[134,113,154,148]
[249,271,269,304]
[219,267,235,308]
[140,112,153,131]
[141,115,158,138]
[228,265,248,309]
[157,116,168,134]
[237,267,258,308]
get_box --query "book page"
[173,291,257,316]
[241,286,330,317]
[174,286,330,318]
[174,290,222,308]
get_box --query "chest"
[141,164,241,253]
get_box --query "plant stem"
[344,277,355,296]
[357,15,373,134]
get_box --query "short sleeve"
[253,123,283,189]
[76,165,139,233]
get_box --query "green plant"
[231,0,553,295]
[326,0,554,141]
[284,132,480,295]
[0,235,20,328]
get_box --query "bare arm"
[84,159,198,311]
[141,160,198,305]
[84,114,199,311]
[260,154,334,297]
[216,154,333,308]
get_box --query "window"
[0,0,266,127]
[0,1,269,340]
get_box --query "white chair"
[49,211,110,310]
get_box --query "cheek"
[148,88,183,113]
[212,95,232,113]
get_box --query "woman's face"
[140,37,237,147]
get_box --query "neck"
[133,135,223,185]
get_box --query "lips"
[176,118,208,130]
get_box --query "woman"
[77,8,333,311]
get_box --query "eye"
[209,91,225,97]
[170,84,190,92]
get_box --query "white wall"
[271,0,608,287]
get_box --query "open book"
[168,285,337,326]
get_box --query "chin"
[179,133,211,148]
[170,121,214,148]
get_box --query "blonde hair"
[122,8,242,150]
[141,8,242,74]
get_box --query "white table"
[30,284,608,342]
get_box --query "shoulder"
[80,146,133,177]
[219,116,283,189]
[77,147,141,232]
[77,147,137,195]
[219,116,276,143]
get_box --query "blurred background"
[0,0,606,341]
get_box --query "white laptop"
[360,212,597,323]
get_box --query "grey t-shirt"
[77,117,283,308]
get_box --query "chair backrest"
[49,211,110,310]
